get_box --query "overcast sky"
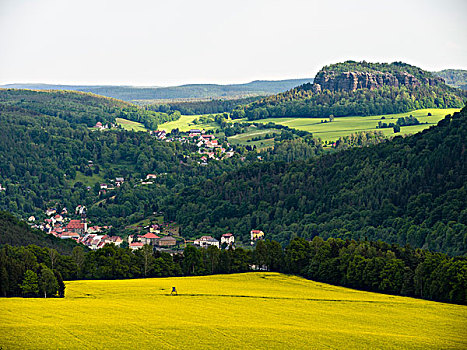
[0,0,466,86]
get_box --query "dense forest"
[166,106,467,256]
[1,237,465,304]
[234,62,466,120]
[149,96,263,115]
[0,89,180,130]
[434,69,467,90]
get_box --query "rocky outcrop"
[313,70,444,93]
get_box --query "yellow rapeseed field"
[1,273,466,349]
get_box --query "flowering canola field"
[1,273,466,349]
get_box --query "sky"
[0,0,466,86]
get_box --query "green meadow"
[157,114,217,132]
[116,117,148,132]
[243,108,460,142]
[157,108,460,143]
[1,273,465,349]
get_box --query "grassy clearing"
[240,108,460,142]
[158,115,218,132]
[116,117,147,132]
[68,171,105,188]
[1,273,465,349]
[228,128,279,150]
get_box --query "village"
[28,204,265,253]
[150,128,235,164]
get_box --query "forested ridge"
[149,96,263,115]
[0,89,180,130]
[1,78,314,102]
[434,69,467,90]
[166,105,467,256]
[234,61,466,120]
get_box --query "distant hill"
[434,69,467,90]
[0,79,314,102]
[166,105,467,256]
[0,211,79,254]
[234,61,466,120]
[0,89,178,129]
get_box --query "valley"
[157,108,460,143]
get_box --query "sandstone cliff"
[313,70,444,93]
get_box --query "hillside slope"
[434,69,467,90]
[0,211,79,254]
[166,105,467,255]
[1,78,314,101]
[235,61,466,120]
[0,89,178,129]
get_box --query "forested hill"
[0,78,314,102]
[0,89,179,130]
[234,61,466,120]
[434,69,467,90]
[0,211,79,254]
[167,105,467,256]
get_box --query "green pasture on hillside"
[241,108,460,142]
[116,118,147,132]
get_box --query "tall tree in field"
[20,270,39,297]
[266,240,284,272]
[49,249,58,271]
[39,266,58,298]
[54,270,66,298]
[253,240,268,269]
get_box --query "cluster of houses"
[128,231,178,250]
[150,128,235,164]
[128,229,264,251]
[99,177,125,194]
[30,205,123,250]
[189,129,235,163]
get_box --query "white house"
[194,236,219,248]
[221,233,235,246]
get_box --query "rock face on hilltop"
[313,70,445,93]
[236,61,466,120]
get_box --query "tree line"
[1,237,465,304]
[148,96,263,115]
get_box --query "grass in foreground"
[1,273,465,349]
[116,117,147,132]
